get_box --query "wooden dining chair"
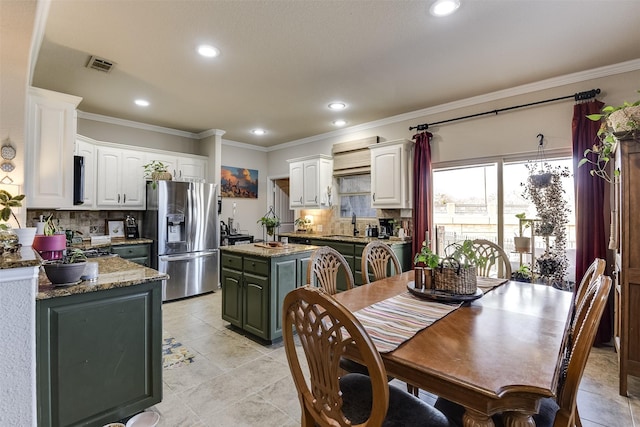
[282,285,455,427]
[471,239,512,279]
[307,246,355,295]
[435,274,612,427]
[361,240,402,284]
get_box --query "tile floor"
[148,290,639,427]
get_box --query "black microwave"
[73,155,85,205]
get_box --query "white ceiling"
[32,0,640,148]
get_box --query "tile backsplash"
[26,209,144,239]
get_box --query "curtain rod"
[409,88,601,132]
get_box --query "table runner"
[354,277,508,353]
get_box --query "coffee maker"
[378,218,394,239]
[125,215,140,239]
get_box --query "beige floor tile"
[163,355,225,394]
[204,394,297,427]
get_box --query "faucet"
[352,213,359,236]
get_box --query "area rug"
[162,337,195,369]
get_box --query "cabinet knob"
[123,193,126,203]
[372,193,376,202]
[117,193,121,203]
[315,196,318,203]
[299,197,303,204]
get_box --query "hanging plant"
[521,162,571,288]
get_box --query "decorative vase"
[14,227,37,247]
[514,236,531,253]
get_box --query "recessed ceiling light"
[251,128,266,135]
[134,99,150,107]
[328,102,347,110]
[430,0,460,17]
[197,44,220,58]
[333,119,347,127]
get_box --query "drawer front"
[243,256,269,276]
[221,253,243,271]
[112,244,149,258]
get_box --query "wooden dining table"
[332,270,573,427]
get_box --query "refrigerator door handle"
[160,251,218,262]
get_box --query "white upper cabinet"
[145,153,207,182]
[96,146,145,209]
[25,87,82,208]
[288,155,333,209]
[74,136,95,208]
[370,139,413,209]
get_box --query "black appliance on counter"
[125,215,140,239]
[225,234,254,246]
[378,218,394,239]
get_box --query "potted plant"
[258,214,281,237]
[143,160,172,189]
[521,162,571,289]
[42,248,88,285]
[294,217,311,232]
[513,212,531,253]
[413,240,440,289]
[579,90,640,183]
[33,215,67,260]
[0,189,37,247]
[512,264,532,283]
[434,239,487,295]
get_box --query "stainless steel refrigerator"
[144,180,219,301]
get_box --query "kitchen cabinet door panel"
[221,268,243,328]
[96,147,122,207]
[288,155,333,209]
[121,151,145,207]
[243,272,268,339]
[289,162,304,208]
[96,147,145,209]
[370,139,413,209]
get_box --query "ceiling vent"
[86,55,115,73]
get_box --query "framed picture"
[220,165,258,198]
[106,219,125,238]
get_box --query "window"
[432,157,576,282]
[338,175,377,218]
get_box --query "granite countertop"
[70,237,153,250]
[221,243,319,258]
[37,256,168,300]
[0,246,42,270]
[279,232,411,245]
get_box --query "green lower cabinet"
[221,250,312,342]
[111,243,151,267]
[310,240,355,292]
[37,281,162,427]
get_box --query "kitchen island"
[37,255,167,427]
[220,243,318,342]
[280,232,412,288]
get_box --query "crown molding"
[77,111,202,139]
[222,138,269,152]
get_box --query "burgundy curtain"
[572,99,610,345]
[412,131,433,258]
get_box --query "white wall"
[220,142,268,239]
[78,118,202,155]
[0,264,39,426]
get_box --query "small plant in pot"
[294,217,311,232]
[512,264,532,283]
[143,160,172,189]
[513,213,531,253]
[43,248,88,285]
[0,189,37,248]
[579,90,640,183]
[414,240,440,289]
[258,215,281,236]
[33,215,67,260]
